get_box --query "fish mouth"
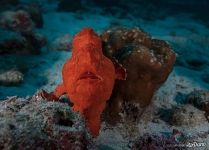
[78,71,102,81]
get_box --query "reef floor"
[1,1,209,149]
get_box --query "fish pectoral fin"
[54,83,66,98]
[39,83,66,101]
[112,58,127,80]
[38,89,59,101]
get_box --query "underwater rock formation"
[132,134,180,150]
[0,95,92,149]
[187,90,209,119]
[0,31,46,54]
[20,32,47,53]
[0,8,46,54]
[0,10,34,32]
[101,27,176,124]
[171,104,207,126]
[18,4,43,28]
[187,90,209,110]
[0,70,23,86]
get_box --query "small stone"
[0,70,23,86]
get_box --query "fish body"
[45,28,126,137]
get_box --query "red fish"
[41,28,126,137]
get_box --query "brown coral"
[101,27,176,124]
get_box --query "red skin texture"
[52,28,125,137]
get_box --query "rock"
[186,90,209,121]
[19,4,43,28]
[49,34,71,51]
[0,9,46,55]
[0,37,27,54]
[0,70,23,86]
[187,90,209,115]
[171,104,207,126]
[101,27,176,124]
[0,31,46,54]
[0,95,92,149]
[132,134,180,150]
[21,32,47,53]
[0,10,34,32]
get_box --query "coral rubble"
[101,27,176,124]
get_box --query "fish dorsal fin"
[112,58,127,80]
